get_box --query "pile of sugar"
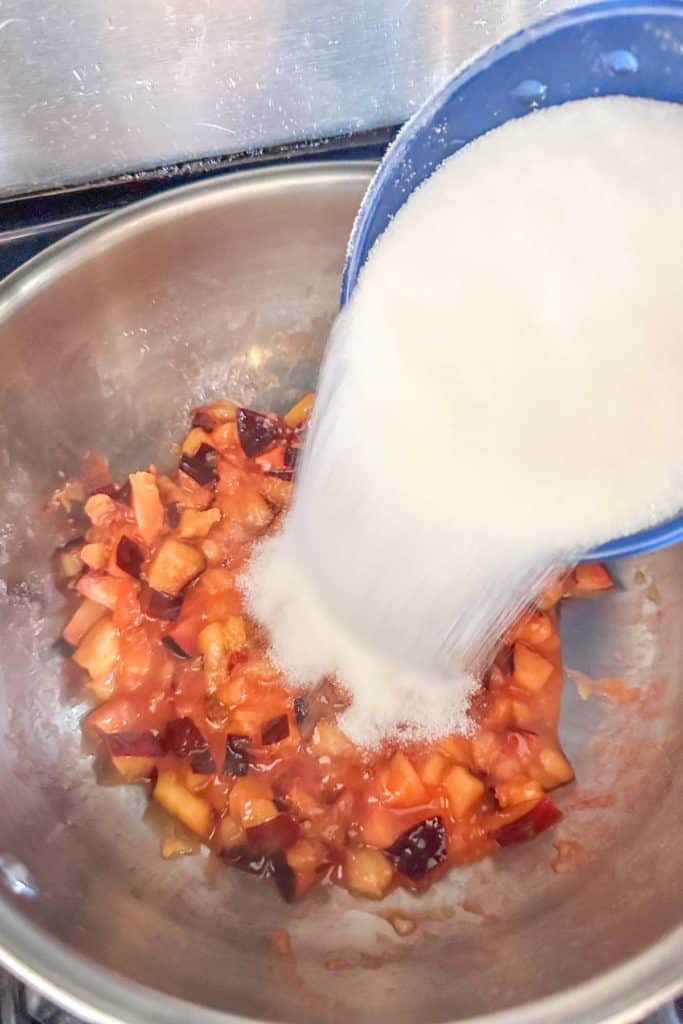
[245,96,683,747]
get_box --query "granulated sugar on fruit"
[245,97,683,747]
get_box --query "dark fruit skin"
[116,536,144,578]
[293,696,309,726]
[270,849,297,902]
[140,586,183,621]
[179,444,219,486]
[163,718,216,774]
[493,798,562,847]
[224,734,250,777]
[246,814,300,854]
[261,714,290,745]
[385,816,448,881]
[191,409,218,432]
[236,407,282,457]
[162,636,192,659]
[106,731,166,757]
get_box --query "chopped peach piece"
[154,770,212,837]
[495,777,543,809]
[73,615,119,678]
[573,563,613,593]
[63,598,107,647]
[146,538,204,595]
[178,507,221,539]
[437,734,471,763]
[229,777,278,827]
[536,577,565,610]
[513,643,554,693]
[217,814,246,850]
[84,493,117,527]
[312,721,354,758]
[223,616,247,652]
[539,745,574,785]
[418,751,448,787]
[444,764,485,819]
[512,610,554,647]
[344,846,394,899]
[181,427,214,455]
[129,471,164,545]
[385,753,427,807]
[283,392,314,428]
[112,755,155,781]
[81,543,109,570]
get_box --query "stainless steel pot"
[0,162,680,1024]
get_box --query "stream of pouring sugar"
[245,96,683,747]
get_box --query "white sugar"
[245,97,683,745]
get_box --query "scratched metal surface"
[0,0,577,197]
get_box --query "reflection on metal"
[0,0,577,196]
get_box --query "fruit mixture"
[56,394,612,902]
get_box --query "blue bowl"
[341,0,683,561]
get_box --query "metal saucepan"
[0,163,680,1024]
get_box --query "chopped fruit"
[164,718,216,774]
[572,562,613,593]
[513,643,554,693]
[229,777,278,828]
[493,797,562,847]
[106,731,165,757]
[511,610,554,647]
[246,814,300,853]
[62,598,107,647]
[115,536,145,578]
[81,543,109,570]
[261,714,290,746]
[385,817,448,882]
[389,914,417,937]
[283,392,314,428]
[129,472,164,545]
[495,777,544,809]
[344,846,394,899]
[178,507,221,539]
[444,765,485,819]
[224,734,250,777]
[146,539,205,596]
[162,830,200,859]
[61,394,599,904]
[154,771,212,837]
[84,493,117,526]
[236,407,282,457]
[73,615,119,678]
[223,616,247,652]
[179,444,219,487]
[385,753,427,807]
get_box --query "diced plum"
[220,845,271,878]
[236,407,282,457]
[493,797,562,847]
[572,563,613,593]
[73,615,119,679]
[140,586,183,621]
[224,734,250,777]
[444,765,485,819]
[62,598,107,647]
[76,572,128,611]
[344,846,394,899]
[191,408,218,432]
[270,849,297,902]
[385,816,448,881]
[106,730,165,757]
[261,714,290,746]
[513,643,554,693]
[179,444,219,487]
[246,814,300,854]
[129,472,164,545]
[162,635,192,660]
[293,696,309,726]
[154,770,212,836]
[146,539,205,596]
[283,393,314,429]
[163,717,216,774]
[115,536,144,579]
